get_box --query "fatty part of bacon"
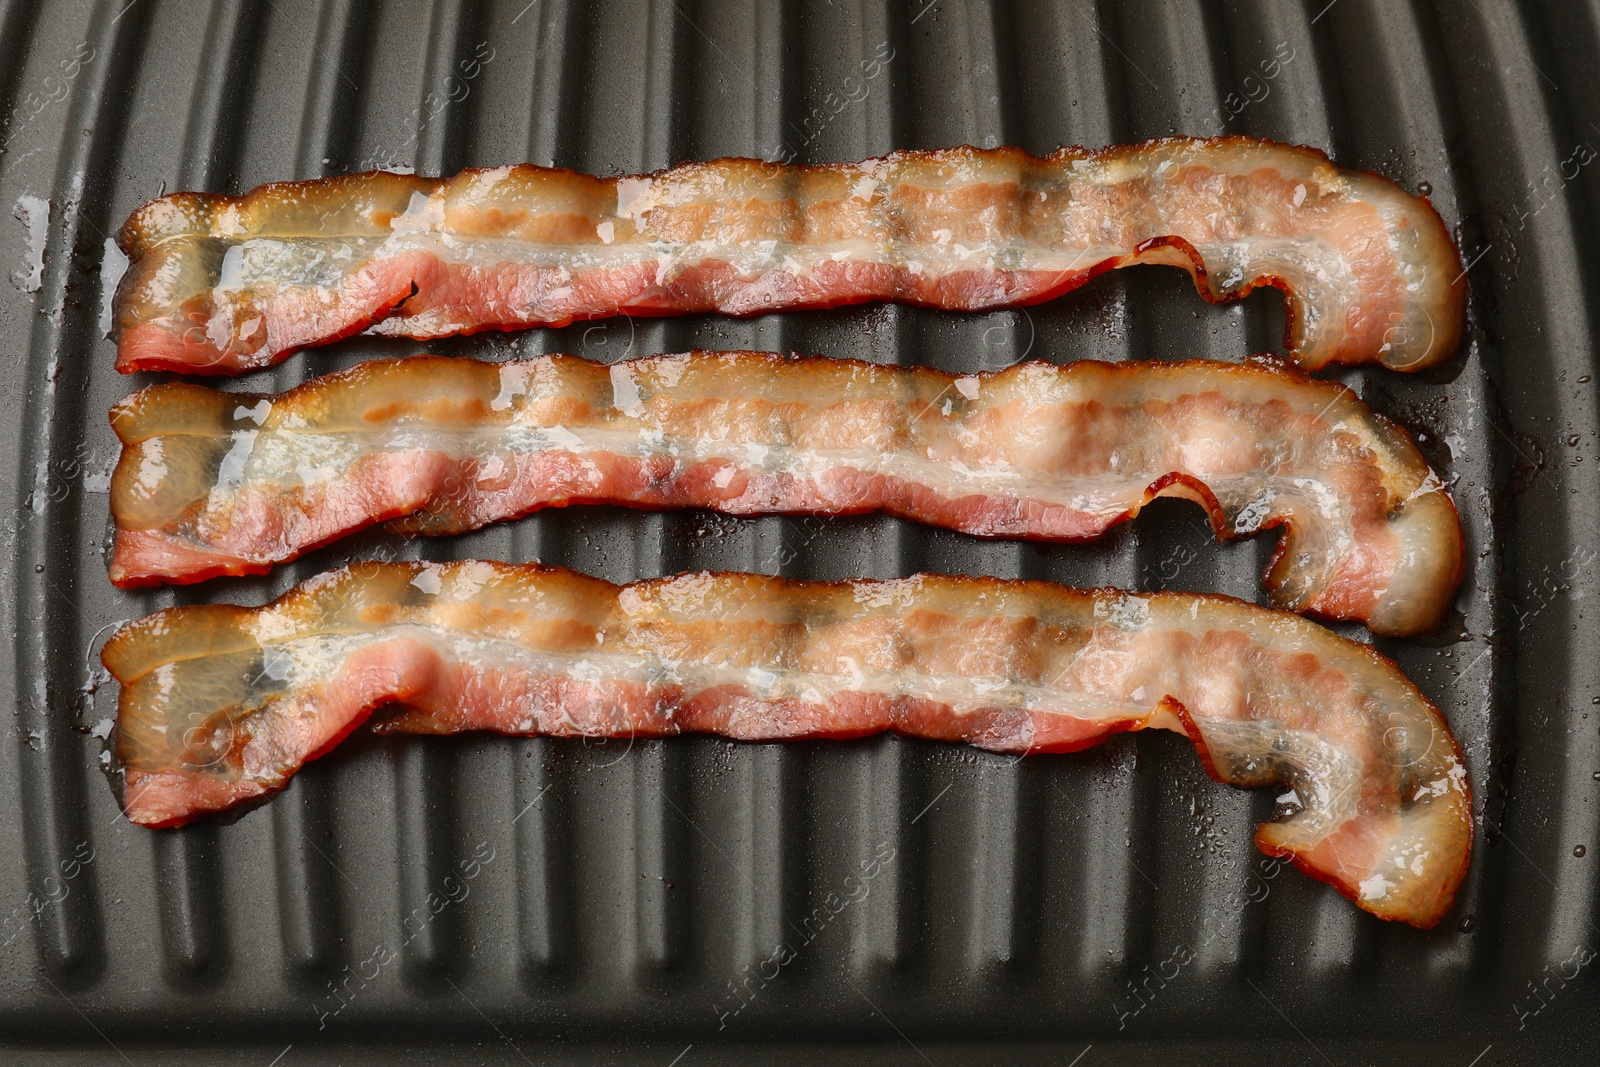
[102,561,1471,928]
[108,350,1463,637]
[112,138,1465,375]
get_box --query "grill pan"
[0,0,1596,1062]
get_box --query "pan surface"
[0,0,1595,1062]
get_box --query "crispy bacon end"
[108,351,1463,636]
[101,561,1471,927]
[113,138,1465,375]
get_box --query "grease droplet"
[1576,845,1588,858]
[1418,181,1433,196]
[1458,914,1475,933]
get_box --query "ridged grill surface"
[0,1,1595,1062]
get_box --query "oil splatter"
[99,237,128,337]
[12,195,49,292]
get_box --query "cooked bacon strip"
[102,561,1470,926]
[108,351,1462,636]
[113,138,1464,375]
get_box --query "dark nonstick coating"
[0,1,1592,1062]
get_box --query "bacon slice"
[113,138,1464,375]
[102,561,1470,927]
[109,350,1462,636]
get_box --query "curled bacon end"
[107,351,1463,635]
[113,137,1465,375]
[102,561,1471,927]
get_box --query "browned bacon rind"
[101,561,1470,927]
[108,351,1463,636]
[113,138,1465,375]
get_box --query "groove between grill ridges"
[18,0,154,982]
[1431,0,1600,971]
